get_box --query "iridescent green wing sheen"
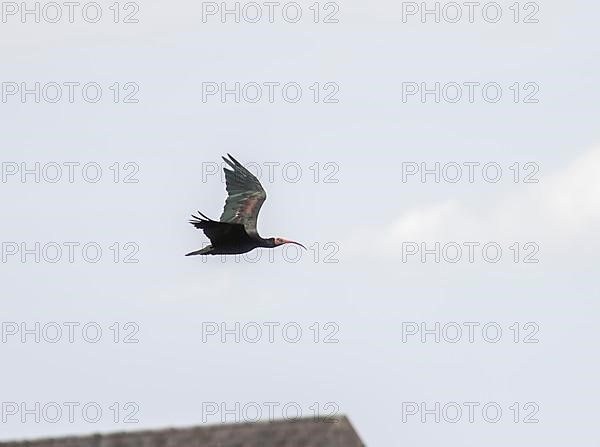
[219,154,267,237]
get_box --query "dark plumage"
[186,154,305,256]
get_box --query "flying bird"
[186,154,306,256]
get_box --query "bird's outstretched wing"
[189,212,248,245]
[220,153,267,236]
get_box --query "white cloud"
[347,147,600,258]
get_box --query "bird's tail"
[185,245,214,256]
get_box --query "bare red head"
[272,237,306,249]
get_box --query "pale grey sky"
[1,0,599,445]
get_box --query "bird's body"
[186,214,271,255]
[186,154,305,257]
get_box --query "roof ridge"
[0,415,358,446]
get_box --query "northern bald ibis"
[186,154,305,256]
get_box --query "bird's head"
[270,237,306,250]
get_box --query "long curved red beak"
[281,239,306,250]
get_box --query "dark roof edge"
[341,415,367,447]
[0,415,355,445]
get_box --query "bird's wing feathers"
[189,212,248,245]
[220,154,266,236]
